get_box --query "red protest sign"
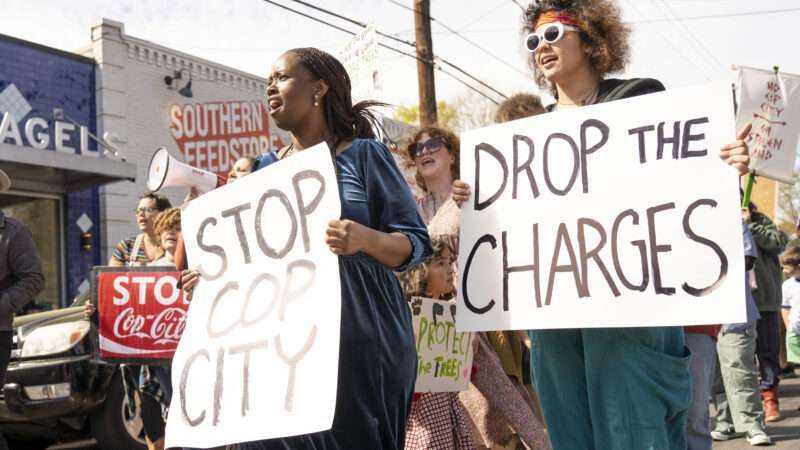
[92,266,189,363]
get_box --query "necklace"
[557,87,599,107]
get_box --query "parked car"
[0,301,146,450]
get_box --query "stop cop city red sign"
[92,266,189,363]
[169,100,272,176]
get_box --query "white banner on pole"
[165,144,342,448]
[736,65,800,184]
[410,297,473,393]
[457,82,746,332]
[339,24,381,104]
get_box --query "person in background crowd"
[406,126,460,229]
[781,246,800,378]
[744,202,788,422]
[452,0,751,448]
[227,156,255,182]
[151,208,181,266]
[109,192,172,266]
[494,92,545,123]
[0,169,45,450]
[140,207,182,450]
[405,127,550,450]
[493,92,548,425]
[397,236,475,450]
[684,321,720,450]
[87,192,172,450]
[711,220,771,446]
[184,47,431,450]
[780,219,799,379]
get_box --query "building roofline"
[0,33,95,65]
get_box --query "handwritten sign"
[339,25,381,104]
[92,266,188,363]
[736,66,800,184]
[165,144,342,448]
[410,297,473,393]
[457,82,746,331]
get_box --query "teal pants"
[530,327,691,450]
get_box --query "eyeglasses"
[413,136,446,158]
[135,207,158,215]
[524,22,580,53]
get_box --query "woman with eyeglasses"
[86,192,173,450]
[452,1,751,449]
[109,192,172,267]
[404,127,549,450]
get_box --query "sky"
[2,0,799,109]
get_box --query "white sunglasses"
[524,22,580,53]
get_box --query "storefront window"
[0,193,62,311]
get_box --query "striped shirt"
[110,234,155,266]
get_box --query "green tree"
[393,101,459,130]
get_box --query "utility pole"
[414,0,437,127]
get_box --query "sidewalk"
[712,374,800,449]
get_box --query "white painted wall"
[88,19,290,261]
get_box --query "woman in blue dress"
[218,47,431,449]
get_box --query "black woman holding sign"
[182,47,431,450]
[452,1,751,449]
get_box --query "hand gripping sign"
[457,82,746,332]
[93,266,188,362]
[165,143,342,449]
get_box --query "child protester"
[780,245,800,375]
[397,236,475,450]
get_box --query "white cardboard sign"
[457,82,746,332]
[165,144,342,448]
[410,297,473,393]
[735,65,800,184]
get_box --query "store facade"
[0,19,292,309]
[0,34,136,309]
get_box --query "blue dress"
[236,139,432,450]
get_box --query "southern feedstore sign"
[457,82,746,331]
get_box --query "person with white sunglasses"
[452,1,752,449]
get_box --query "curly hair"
[495,93,545,123]
[403,126,460,193]
[153,207,181,239]
[396,236,455,300]
[523,0,631,93]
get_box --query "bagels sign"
[169,100,271,176]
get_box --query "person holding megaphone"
[181,47,432,450]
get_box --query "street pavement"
[713,372,800,449]
[31,373,800,449]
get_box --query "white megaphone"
[146,147,226,193]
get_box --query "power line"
[631,7,800,23]
[623,0,714,81]
[260,0,501,104]
[284,0,508,99]
[385,0,530,79]
[654,0,726,76]
[458,0,509,31]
